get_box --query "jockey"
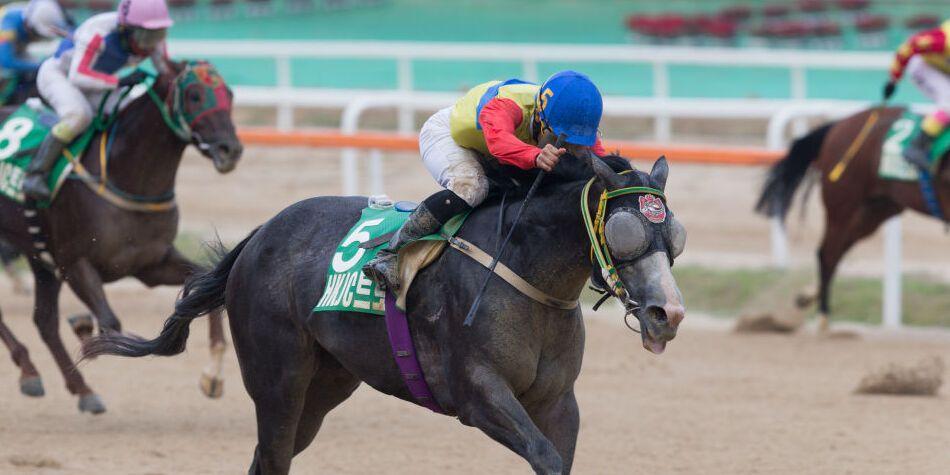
[884,20,950,169]
[363,70,606,290]
[23,0,173,201]
[0,0,72,80]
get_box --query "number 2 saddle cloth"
[879,110,950,182]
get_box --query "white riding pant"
[37,58,102,142]
[907,56,950,112]
[419,107,490,207]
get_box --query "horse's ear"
[590,155,625,190]
[650,155,669,191]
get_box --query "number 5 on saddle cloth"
[313,199,469,315]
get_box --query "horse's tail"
[755,122,834,221]
[82,228,259,360]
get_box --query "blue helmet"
[535,70,603,146]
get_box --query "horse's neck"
[499,181,594,301]
[91,82,186,197]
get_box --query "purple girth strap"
[384,292,445,414]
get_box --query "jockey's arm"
[0,36,39,72]
[67,32,120,90]
[479,97,546,170]
[149,40,170,74]
[890,28,949,82]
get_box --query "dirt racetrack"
[1,146,950,474]
[2,289,950,474]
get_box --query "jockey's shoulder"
[74,12,118,40]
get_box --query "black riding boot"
[22,134,66,201]
[362,203,442,291]
[903,131,935,171]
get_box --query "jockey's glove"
[882,81,896,102]
[118,70,149,88]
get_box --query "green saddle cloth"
[313,201,468,316]
[0,103,97,206]
[879,110,950,182]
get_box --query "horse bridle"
[581,172,668,331]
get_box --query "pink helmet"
[117,0,174,29]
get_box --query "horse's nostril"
[645,306,668,324]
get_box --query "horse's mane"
[478,153,636,201]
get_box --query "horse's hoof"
[817,314,830,334]
[78,393,106,415]
[19,376,44,397]
[795,285,818,309]
[68,313,95,342]
[200,372,224,399]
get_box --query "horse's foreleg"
[62,258,121,334]
[30,263,104,414]
[528,391,579,474]
[456,369,563,475]
[135,247,229,399]
[0,310,44,397]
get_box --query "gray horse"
[85,153,687,474]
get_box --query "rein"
[580,171,666,329]
[64,68,199,213]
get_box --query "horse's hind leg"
[232,313,316,475]
[816,200,900,331]
[0,310,44,397]
[136,247,228,399]
[528,391,580,474]
[29,263,104,413]
[455,368,563,474]
[292,350,361,456]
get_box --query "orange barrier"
[237,128,784,166]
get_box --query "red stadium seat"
[763,4,791,18]
[905,14,940,30]
[836,0,871,12]
[798,0,827,13]
[719,5,752,22]
[855,13,889,32]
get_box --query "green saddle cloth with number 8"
[0,102,95,205]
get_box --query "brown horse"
[756,106,946,330]
[0,60,242,413]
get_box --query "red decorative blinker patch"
[639,195,666,223]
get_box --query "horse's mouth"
[202,141,242,174]
[638,313,672,355]
[212,154,239,174]
[641,332,667,354]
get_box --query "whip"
[463,134,566,326]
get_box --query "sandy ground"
[1,289,949,474]
[1,145,950,474]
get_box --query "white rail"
[170,39,893,136]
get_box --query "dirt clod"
[735,312,803,333]
[856,356,944,396]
